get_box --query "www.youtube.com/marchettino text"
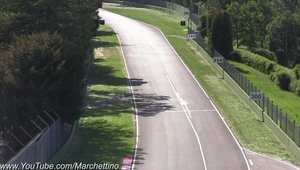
[0,162,120,170]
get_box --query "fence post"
[37,115,49,128]
[5,145,16,155]
[31,120,43,132]
[266,97,270,116]
[241,75,244,91]
[270,100,273,119]
[285,113,288,133]
[261,94,265,122]
[10,134,25,147]
[280,109,282,129]
[246,79,248,94]
[299,127,300,146]
[20,126,33,139]
[293,120,296,141]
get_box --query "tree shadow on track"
[134,147,147,166]
[134,93,174,117]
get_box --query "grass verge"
[231,61,300,124]
[107,8,187,36]
[56,25,134,163]
[105,6,296,162]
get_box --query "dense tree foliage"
[0,32,65,127]
[267,12,300,67]
[0,0,102,132]
[210,10,233,59]
[195,0,300,68]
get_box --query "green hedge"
[251,48,276,61]
[236,49,276,74]
[294,64,300,80]
[290,79,300,96]
[235,49,298,94]
[276,72,291,90]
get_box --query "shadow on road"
[83,28,174,165]
[94,40,120,48]
[134,93,174,117]
[134,147,147,166]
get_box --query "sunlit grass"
[58,25,134,164]
[106,7,296,162]
[231,61,300,125]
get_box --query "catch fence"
[0,110,71,164]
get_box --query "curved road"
[99,9,299,170]
[99,9,248,170]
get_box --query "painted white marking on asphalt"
[107,22,139,170]
[141,22,251,170]
[152,21,250,169]
[165,109,216,113]
[190,109,216,112]
[249,159,253,166]
[244,148,300,170]
[209,100,251,170]
[176,93,192,118]
[167,76,208,170]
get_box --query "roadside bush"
[235,49,299,93]
[251,48,276,61]
[294,64,300,80]
[290,79,300,96]
[276,72,291,90]
[230,50,241,62]
[270,64,293,81]
[297,85,300,96]
[236,49,275,74]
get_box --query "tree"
[227,1,269,49]
[267,12,299,67]
[0,32,66,129]
[227,1,242,48]
[208,9,233,58]
[207,8,217,56]
[0,0,103,130]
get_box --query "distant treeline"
[0,0,102,133]
[165,0,300,68]
[171,0,300,94]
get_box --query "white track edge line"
[210,100,251,170]
[107,23,139,170]
[249,159,253,166]
[102,9,249,170]
[167,76,208,170]
[243,148,300,170]
[149,24,251,170]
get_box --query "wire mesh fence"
[190,28,300,147]
[0,110,72,164]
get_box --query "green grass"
[59,25,134,163]
[231,61,300,125]
[107,8,187,37]
[104,7,297,162]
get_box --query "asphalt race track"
[99,8,299,170]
